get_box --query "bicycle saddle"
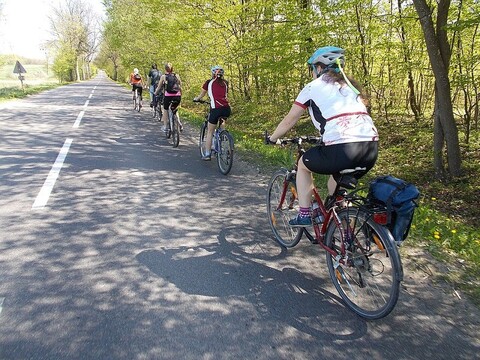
[333,167,367,189]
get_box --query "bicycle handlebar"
[193,99,208,104]
[264,130,321,146]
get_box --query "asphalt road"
[0,73,478,359]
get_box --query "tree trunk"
[412,0,462,177]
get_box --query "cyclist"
[129,68,144,108]
[155,63,183,133]
[194,65,231,161]
[148,63,162,108]
[267,46,379,227]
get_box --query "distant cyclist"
[148,63,162,108]
[194,65,231,161]
[129,68,144,108]
[155,63,183,132]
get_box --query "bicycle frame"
[272,136,362,263]
[277,172,349,260]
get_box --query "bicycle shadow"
[136,226,368,341]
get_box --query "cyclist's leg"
[202,118,218,160]
[149,85,155,107]
[288,157,315,226]
[161,96,171,131]
[171,97,183,131]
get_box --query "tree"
[50,0,100,81]
[413,0,462,178]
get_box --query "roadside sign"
[13,60,26,74]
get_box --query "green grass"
[0,64,59,101]
[181,100,480,307]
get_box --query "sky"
[0,0,105,60]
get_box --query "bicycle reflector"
[373,211,388,225]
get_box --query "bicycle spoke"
[266,169,303,248]
[325,207,401,319]
[217,130,233,174]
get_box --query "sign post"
[13,60,27,91]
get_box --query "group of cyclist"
[130,46,378,228]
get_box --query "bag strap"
[378,177,408,223]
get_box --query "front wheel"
[266,169,303,248]
[325,207,402,320]
[217,130,234,175]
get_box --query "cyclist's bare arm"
[194,89,208,101]
[154,75,166,96]
[269,104,305,141]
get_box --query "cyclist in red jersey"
[194,66,231,160]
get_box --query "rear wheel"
[165,110,172,139]
[133,90,138,111]
[171,113,180,148]
[325,207,402,320]
[136,93,141,112]
[266,169,303,248]
[199,121,208,156]
[217,130,234,175]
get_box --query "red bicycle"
[265,134,403,320]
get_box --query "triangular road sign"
[13,60,26,74]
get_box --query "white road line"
[88,93,93,99]
[84,100,90,107]
[32,138,73,210]
[73,111,85,128]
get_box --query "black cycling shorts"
[208,106,231,125]
[302,141,378,178]
[163,96,181,111]
[132,84,143,96]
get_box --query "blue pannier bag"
[368,175,420,245]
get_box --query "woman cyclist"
[267,46,379,226]
[194,65,231,161]
[129,68,144,107]
[155,63,183,132]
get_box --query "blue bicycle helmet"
[307,46,345,66]
[211,65,224,78]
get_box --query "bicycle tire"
[136,93,141,112]
[266,169,303,248]
[133,90,138,111]
[165,111,172,139]
[171,113,180,148]
[199,121,208,157]
[217,130,234,175]
[324,207,402,320]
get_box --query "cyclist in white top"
[267,46,379,226]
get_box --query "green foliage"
[52,47,76,83]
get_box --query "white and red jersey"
[295,74,378,145]
[202,78,229,109]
